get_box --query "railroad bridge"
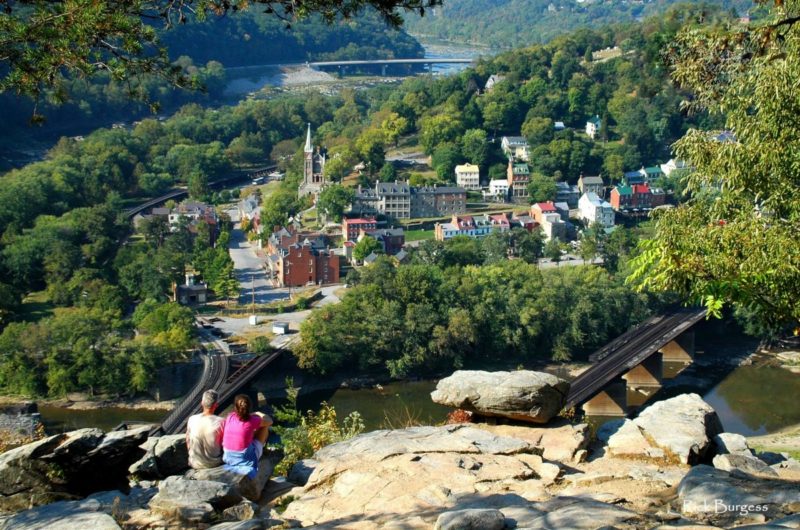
[156,306,705,434]
[565,306,706,416]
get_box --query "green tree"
[522,116,554,146]
[2,0,440,107]
[317,184,355,223]
[419,113,464,154]
[631,7,800,335]
[353,236,382,262]
[378,163,397,182]
[544,239,563,264]
[431,143,462,182]
[526,173,558,203]
[460,129,489,167]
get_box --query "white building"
[454,163,480,190]
[500,136,530,161]
[585,115,601,140]
[488,179,509,199]
[484,74,506,91]
[660,158,690,176]
[541,213,567,242]
[578,192,615,228]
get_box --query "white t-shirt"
[186,413,223,469]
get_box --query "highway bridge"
[565,306,706,413]
[308,58,473,67]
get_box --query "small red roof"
[632,184,651,194]
[534,202,557,212]
[345,217,377,224]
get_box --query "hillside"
[405,0,757,48]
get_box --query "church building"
[298,123,326,199]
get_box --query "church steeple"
[304,123,313,153]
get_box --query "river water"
[37,321,800,437]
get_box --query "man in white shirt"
[186,389,223,469]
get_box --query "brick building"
[275,242,339,287]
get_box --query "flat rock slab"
[713,453,778,478]
[186,457,273,501]
[434,508,505,530]
[0,497,122,530]
[677,465,799,522]
[520,496,639,529]
[148,475,241,521]
[431,370,569,423]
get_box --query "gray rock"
[521,496,639,529]
[148,475,242,521]
[186,457,274,502]
[287,459,317,486]
[712,453,778,478]
[431,370,569,423]
[675,465,800,519]
[714,432,750,455]
[260,477,296,504]
[222,500,258,521]
[434,508,505,530]
[0,496,122,530]
[128,434,188,479]
[207,521,266,530]
[606,394,722,464]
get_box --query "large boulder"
[148,475,242,523]
[185,456,274,502]
[0,426,151,513]
[606,394,723,464]
[712,453,779,478]
[128,434,189,479]
[430,370,569,423]
[0,487,154,530]
[433,508,505,530]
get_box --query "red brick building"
[343,217,377,241]
[275,242,340,287]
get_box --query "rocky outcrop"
[712,453,779,478]
[677,465,799,523]
[714,432,751,455]
[431,370,570,423]
[185,456,274,502]
[148,475,242,524]
[605,394,723,464]
[0,426,151,513]
[433,508,505,530]
[128,434,188,479]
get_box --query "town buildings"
[500,136,531,162]
[298,124,327,199]
[351,181,467,219]
[555,181,581,208]
[508,160,530,202]
[531,201,558,223]
[578,174,604,197]
[586,115,602,140]
[660,159,690,176]
[487,179,509,200]
[265,225,339,287]
[360,228,405,255]
[609,183,666,212]
[238,194,261,235]
[579,192,615,228]
[342,217,378,241]
[455,163,481,190]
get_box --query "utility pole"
[251,273,255,311]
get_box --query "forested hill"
[0,10,422,167]
[404,0,756,47]
[161,10,424,66]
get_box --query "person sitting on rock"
[186,389,224,469]
[221,394,272,478]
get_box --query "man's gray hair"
[201,389,218,409]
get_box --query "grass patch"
[405,229,435,242]
[19,291,55,322]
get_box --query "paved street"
[226,207,292,305]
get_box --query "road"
[226,207,292,305]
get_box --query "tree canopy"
[0,0,440,110]
[631,3,800,337]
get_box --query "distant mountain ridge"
[405,0,756,48]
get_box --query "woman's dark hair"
[234,394,252,422]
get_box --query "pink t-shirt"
[222,413,262,451]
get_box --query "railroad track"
[565,307,706,410]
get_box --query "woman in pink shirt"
[221,394,272,478]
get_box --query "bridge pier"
[581,378,627,417]
[623,351,663,388]
[659,330,695,363]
